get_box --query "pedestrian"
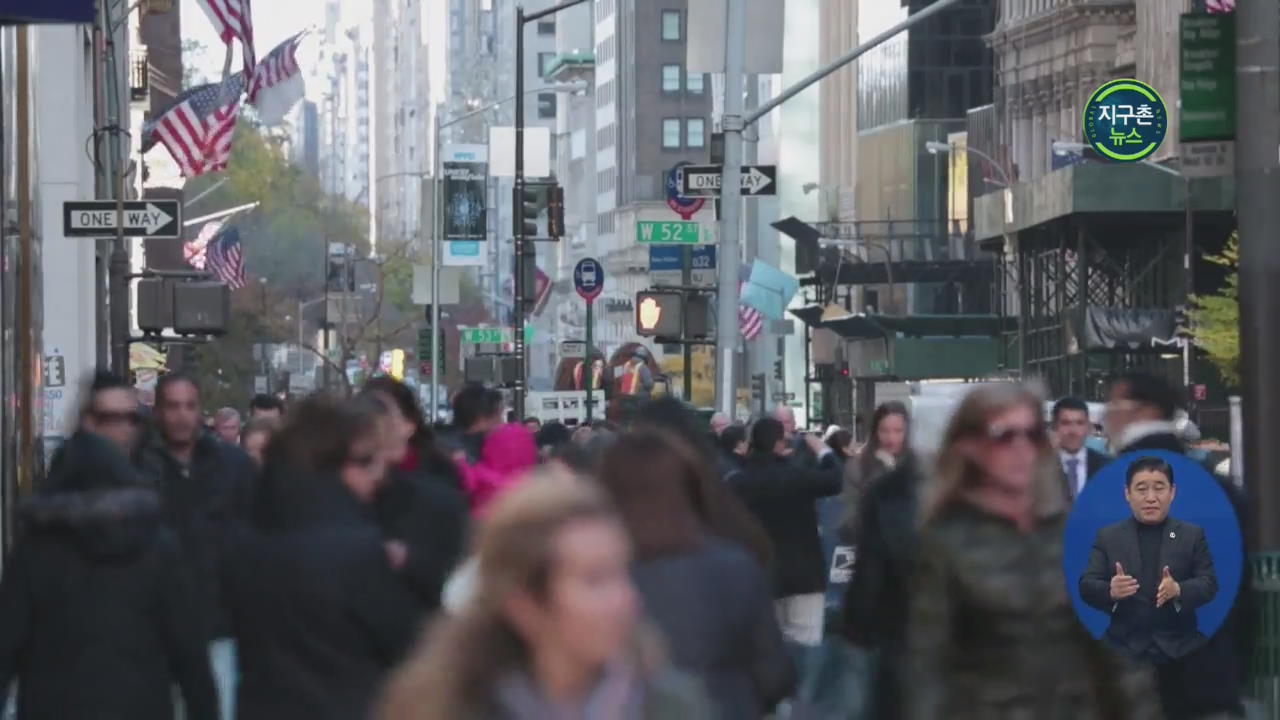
[839,402,913,544]
[248,393,284,421]
[523,416,541,434]
[213,407,241,445]
[449,383,506,463]
[0,431,217,720]
[361,377,470,608]
[905,382,1160,720]
[224,396,423,720]
[534,420,571,458]
[728,417,841,648]
[709,411,732,438]
[716,424,749,476]
[598,431,795,718]
[240,417,276,469]
[1104,371,1253,719]
[375,473,711,719]
[136,373,255,720]
[454,422,539,517]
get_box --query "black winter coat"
[633,538,795,719]
[137,432,256,640]
[0,432,217,720]
[224,467,424,720]
[374,466,470,608]
[728,453,841,597]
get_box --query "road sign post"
[679,164,776,197]
[574,258,604,424]
[62,200,182,238]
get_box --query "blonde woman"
[377,471,709,719]
[906,383,1161,720]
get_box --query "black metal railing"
[130,49,149,102]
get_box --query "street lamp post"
[1052,141,1194,394]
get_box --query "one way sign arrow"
[62,199,183,239]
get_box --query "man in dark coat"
[1080,456,1218,663]
[137,373,256,719]
[728,417,840,648]
[0,431,217,720]
[1105,371,1253,720]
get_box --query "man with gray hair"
[709,411,732,437]
[773,404,818,467]
[212,407,241,446]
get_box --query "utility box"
[173,282,230,335]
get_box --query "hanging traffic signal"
[514,184,543,238]
[773,358,783,382]
[547,184,565,239]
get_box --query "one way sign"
[679,164,777,197]
[62,200,182,239]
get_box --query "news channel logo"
[1082,79,1168,163]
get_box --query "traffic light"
[750,373,765,399]
[327,257,354,293]
[773,358,783,382]
[547,184,565,239]
[635,291,683,338]
[514,184,544,238]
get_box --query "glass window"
[537,93,557,119]
[537,19,555,35]
[687,71,705,94]
[538,52,556,78]
[662,118,682,149]
[661,10,681,40]
[662,64,681,92]
[686,118,705,148]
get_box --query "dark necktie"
[1065,457,1081,498]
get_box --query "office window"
[538,52,556,78]
[537,93,557,119]
[537,19,555,35]
[686,118,705,148]
[661,64,681,92]
[687,71,705,94]
[661,10,681,40]
[662,118,682,149]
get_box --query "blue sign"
[648,245,682,272]
[574,258,604,302]
[690,245,716,270]
[1082,78,1168,162]
[2,0,94,24]
[665,162,706,219]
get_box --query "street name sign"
[679,164,777,197]
[636,220,715,245]
[461,327,512,344]
[63,200,182,239]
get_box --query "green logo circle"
[1082,79,1168,162]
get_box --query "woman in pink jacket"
[454,423,538,517]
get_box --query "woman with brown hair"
[905,382,1160,720]
[376,471,709,719]
[598,431,795,719]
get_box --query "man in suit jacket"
[1080,456,1217,665]
[1052,396,1110,501]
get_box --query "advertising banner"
[442,161,487,242]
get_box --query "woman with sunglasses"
[905,382,1160,720]
[223,396,423,720]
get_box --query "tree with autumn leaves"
[1187,233,1240,388]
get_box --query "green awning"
[790,306,1013,339]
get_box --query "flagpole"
[184,201,260,227]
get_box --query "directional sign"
[62,200,182,239]
[690,245,717,287]
[648,245,683,287]
[574,258,604,302]
[679,164,777,197]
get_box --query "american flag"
[739,282,764,341]
[195,0,256,80]
[1205,0,1234,12]
[207,226,246,289]
[142,73,245,178]
[248,32,303,103]
[183,219,224,270]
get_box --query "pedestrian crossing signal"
[635,291,682,337]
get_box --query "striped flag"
[183,219,225,270]
[207,226,246,289]
[739,282,764,341]
[195,0,256,80]
[1205,0,1234,11]
[249,32,306,123]
[142,73,245,178]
